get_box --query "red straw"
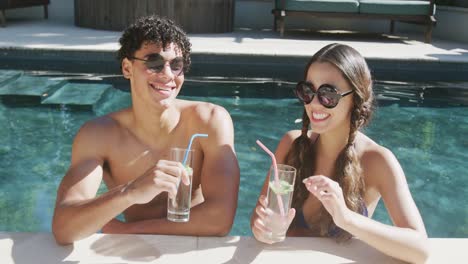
[256,140,286,216]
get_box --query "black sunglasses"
[294,81,354,108]
[130,54,184,76]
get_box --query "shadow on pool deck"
[0,20,468,81]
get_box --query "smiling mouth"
[312,112,330,120]
[150,83,173,92]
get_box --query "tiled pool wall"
[2,49,468,82]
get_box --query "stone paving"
[0,20,467,62]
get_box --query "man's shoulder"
[75,111,127,141]
[80,114,119,133]
[180,100,230,123]
[70,109,132,159]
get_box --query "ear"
[122,58,133,79]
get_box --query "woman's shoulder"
[281,130,302,142]
[357,133,395,162]
[273,130,301,163]
[357,133,402,181]
[280,130,317,143]
[275,130,317,162]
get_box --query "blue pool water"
[0,71,467,237]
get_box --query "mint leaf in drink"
[184,165,193,175]
[270,180,293,195]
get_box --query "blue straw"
[182,133,208,165]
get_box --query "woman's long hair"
[285,43,374,241]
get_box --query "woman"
[251,43,429,263]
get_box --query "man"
[52,15,240,245]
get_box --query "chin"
[309,121,329,134]
[310,127,326,134]
[158,97,175,109]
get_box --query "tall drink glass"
[264,164,296,242]
[167,147,194,222]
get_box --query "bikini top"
[293,133,368,237]
[295,200,368,237]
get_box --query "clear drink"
[263,164,296,242]
[167,148,194,222]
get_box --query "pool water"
[0,71,467,238]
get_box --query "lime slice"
[184,165,193,175]
[270,180,293,195]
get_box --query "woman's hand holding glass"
[252,195,296,244]
[303,175,351,228]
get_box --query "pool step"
[0,70,23,87]
[0,74,112,111]
[0,75,66,104]
[41,83,112,111]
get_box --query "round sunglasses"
[294,81,354,108]
[130,54,184,76]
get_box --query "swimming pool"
[0,70,467,238]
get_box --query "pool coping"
[2,47,468,82]
[1,232,467,264]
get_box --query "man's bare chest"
[104,144,171,186]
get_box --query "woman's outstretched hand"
[303,175,351,228]
[251,195,295,244]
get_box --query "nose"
[308,93,321,107]
[155,63,175,81]
[162,63,175,76]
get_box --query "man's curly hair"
[117,15,192,73]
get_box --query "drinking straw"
[182,133,208,165]
[256,140,286,216]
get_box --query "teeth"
[151,84,170,91]
[312,112,328,120]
